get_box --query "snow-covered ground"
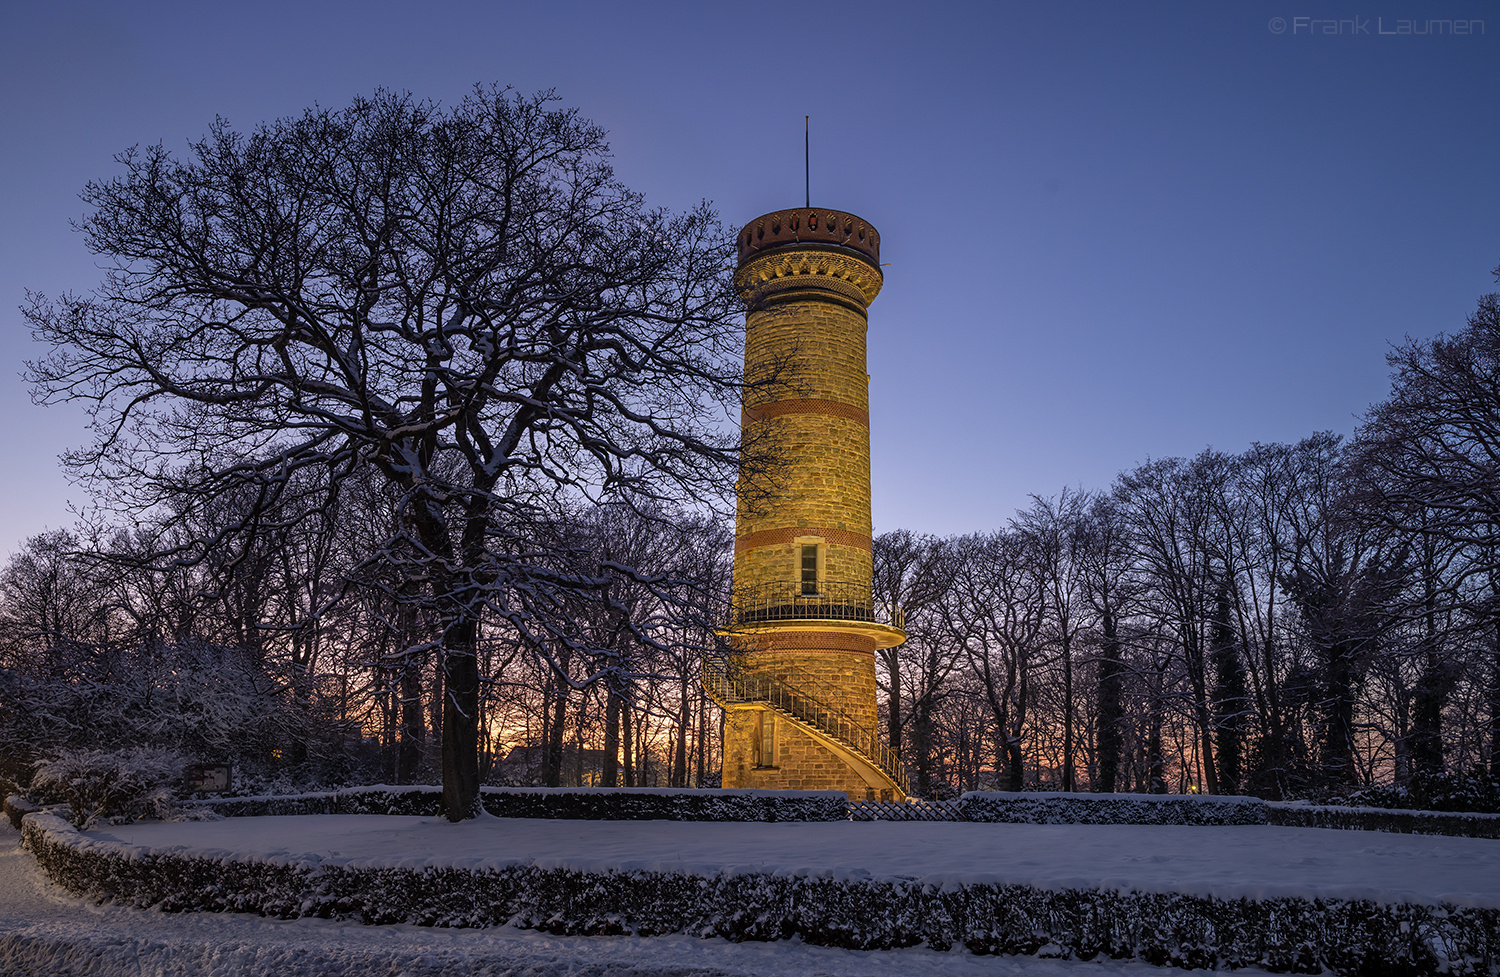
[1,820,1235,977]
[15,812,1500,976]
[90,813,1500,908]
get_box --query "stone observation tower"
[703,208,908,801]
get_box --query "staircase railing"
[702,652,910,796]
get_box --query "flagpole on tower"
[804,116,810,208]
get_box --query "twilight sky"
[1,1,1496,559]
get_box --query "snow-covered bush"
[31,747,189,828]
[1346,769,1500,814]
[0,639,372,799]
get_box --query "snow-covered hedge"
[960,791,1270,825]
[956,791,1500,839]
[480,786,847,821]
[199,785,847,822]
[4,793,41,830]
[1268,802,1500,839]
[54,782,1500,837]
[198,785,438,818]
[22,810,1499,975]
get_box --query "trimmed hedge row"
[22,811,1499,975]
[1268,803,1500,840]
[26,784,1500,838]
[3,794,41,830]
[199,785,848,822]
[960,792,1269,826]
[960,791,1500,838]
[478,786,848,821]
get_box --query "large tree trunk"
[441,619,481,821]
[544,682,567,787]
[1491,618,1500,779]
[1322,640,1358,785]
[396,655,424,785]
[603,687,621,787]
[1490,645,1500,780]
[1095,609,1123,792]
[1061,631,1075,791]
[1411,565,1448,777]
[621,696,636,787]
[880,648,903,758]
[1411,650,1449,776]
[1148,663,1167,794]
[910,693,934,798]
[673,677,690,788]
[1260,635,1288,800]
[696,687,708,787]
[1006,728,1024,791]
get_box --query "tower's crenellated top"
[737,209,880,269]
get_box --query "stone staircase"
[702,652,909,797]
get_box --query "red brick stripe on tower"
[731,631,879,654]
[733,527,873,555]
[742,398,870,427]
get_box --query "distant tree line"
[874,276,1500,799]
[0,492,733,796]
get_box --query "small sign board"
[183,763,232,793]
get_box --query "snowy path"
[92,813,1500,907]
[0,821,1233,977]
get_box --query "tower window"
[800,544,819,595]
[758,711,776,767]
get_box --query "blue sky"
[1,1,1496,558]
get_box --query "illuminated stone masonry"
[705,208,908,801]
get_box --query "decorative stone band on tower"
[704,208,908,801]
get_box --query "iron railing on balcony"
[701,651,910,796]
[729,579,905,629]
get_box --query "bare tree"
[1078,494,1133,792]
[1016,490,1092,791]
[1280,434,1393,788]
[0,530,116,672]
[1115,453,1227,793]
[24,87,754,819]
[873,530,949,762]
[939,531,1048,791]
[1357,278,1500,776]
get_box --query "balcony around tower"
[726,579,907,650]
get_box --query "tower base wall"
[719,642,895,799]
[722,708,895,800]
